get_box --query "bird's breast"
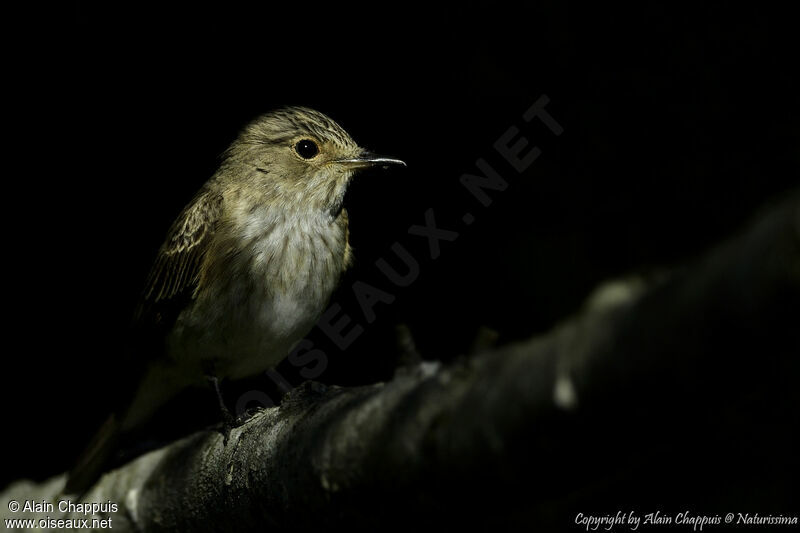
[169,208,349,378]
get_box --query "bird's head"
[222,106,405,216]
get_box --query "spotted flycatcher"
[65,107,405,494]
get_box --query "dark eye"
[294,139,319,159]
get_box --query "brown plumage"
[64,107,404,495]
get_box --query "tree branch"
[3,193,798,532]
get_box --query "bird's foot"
[207,375,243,445]
[219,408,236,445]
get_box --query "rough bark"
[3,193,798,532]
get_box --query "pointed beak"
[333,150,406,170]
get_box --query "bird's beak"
[333,150,406,170]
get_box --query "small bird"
[64,106,405,494]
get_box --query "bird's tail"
[63,414,122,497]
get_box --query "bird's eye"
[294,139,319,159]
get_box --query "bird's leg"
[206,375,236,445]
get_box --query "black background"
[5,1,798,512]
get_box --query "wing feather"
[136,189,223,327]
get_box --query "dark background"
[5,0,798,515]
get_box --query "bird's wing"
[66,189,225,496]
[135,188,223,330]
